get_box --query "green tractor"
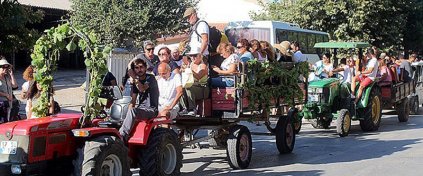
[297,42,382,137]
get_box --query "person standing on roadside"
[0,58,18,122]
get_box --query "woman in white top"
[320,53,334,78]
[211,43,240,87]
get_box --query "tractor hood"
[308,78,339,88]
[0,113,82,136]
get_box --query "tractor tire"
[275,116,296,154]
[397,99,410,122]
[410,96,419,115]
[208,129,228,149]
[310,118,331,129]
[359,88,382,131]
[336,109,351,137]
[226,125,252,169]
[288,108,301,134]
[138,128,182,176]
[72,135,131,176]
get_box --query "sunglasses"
[134,66,145,69]
[145,48,154,51]
[236,46,243,49]
[158,53,169,56]
[2,66,10,69]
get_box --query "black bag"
[53,101,61,114]
[194,20,222,53]
[100,86,115,99]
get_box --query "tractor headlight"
[308,87,323,94]
[315,88,323,93]
[11,165,22,175]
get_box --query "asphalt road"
[177,110,423,176]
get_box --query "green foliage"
[243,60,309,112]
[70,0,196,48]
[251,0,423,51]
[0,0,44,53]
[31,22,110,127]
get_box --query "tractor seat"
[98,119,123,129]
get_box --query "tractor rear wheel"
[359,88,382,131]
[138,128,182,176]
[226,125,252,169]
[336,109,351,137]
[73,135,131,176]
[397,99,410,122]
[276,116,296,154]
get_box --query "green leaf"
[66,41,77,51]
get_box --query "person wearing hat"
[0,58,18,122]
[170,45,184,68]
[181,46,209,116]
[350,48,379,104]
[183,7,209,57]
[273,41,293,62]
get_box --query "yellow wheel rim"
[371,95,381,124]
[344,112,351,132]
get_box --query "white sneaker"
[350,94,356,99]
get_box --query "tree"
[0,0,44,55]
[70,0,196,48]
[250,0,423,51]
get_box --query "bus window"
[298,32,308,53]
[225,28,271,46]
[276,29,288,43]
[288,31,298,42]
[308,34,316,54]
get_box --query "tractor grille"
[0,135,29,163]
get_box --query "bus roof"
[225,21,328,35]
[314,42,370,49]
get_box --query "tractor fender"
[71,127,122,139]
[358,84,380,108]
[128,116,172,146]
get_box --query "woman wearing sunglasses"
[0,58,18,122]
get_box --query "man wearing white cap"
[0,57,18,122]
[183,7,209,57]
[170,45,184,68]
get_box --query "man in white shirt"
[290,41,306,63]
[351,48,379,104]
[157,63,183,119]
[183,7,209,57]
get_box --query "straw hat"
[186,46,201,56]
[183,7,196,18]
[273,41,292,57]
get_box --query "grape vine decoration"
[243,59,309,112]
[31,22,111,127]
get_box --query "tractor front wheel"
[73,136,131,176]
[336,109,351,137]
[276,116,296,154]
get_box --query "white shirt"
[293,51,306,63]
[340,65,353,83]
[321,64,334,78]
[157,73,182,109]
[221,54,240,71]
[190,21,209,56]
[366,58,379,80]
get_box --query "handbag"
[182,68,194,88]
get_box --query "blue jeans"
[211,77,234,87]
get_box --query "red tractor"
[0,108,182,175]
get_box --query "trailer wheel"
[410,96,419,115]
[226,125,252,169]
[73,136,131,176]
[336,109,351,137]
[359,88,382,131]
[397,99,410,122]
[276,116,296,154]
[288,108,301,134]
[138,128,182,176]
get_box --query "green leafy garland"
[31,22,111,127]
[243,60,309,112]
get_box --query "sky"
[197,0,267,23]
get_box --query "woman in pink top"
[378,57,392,86]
